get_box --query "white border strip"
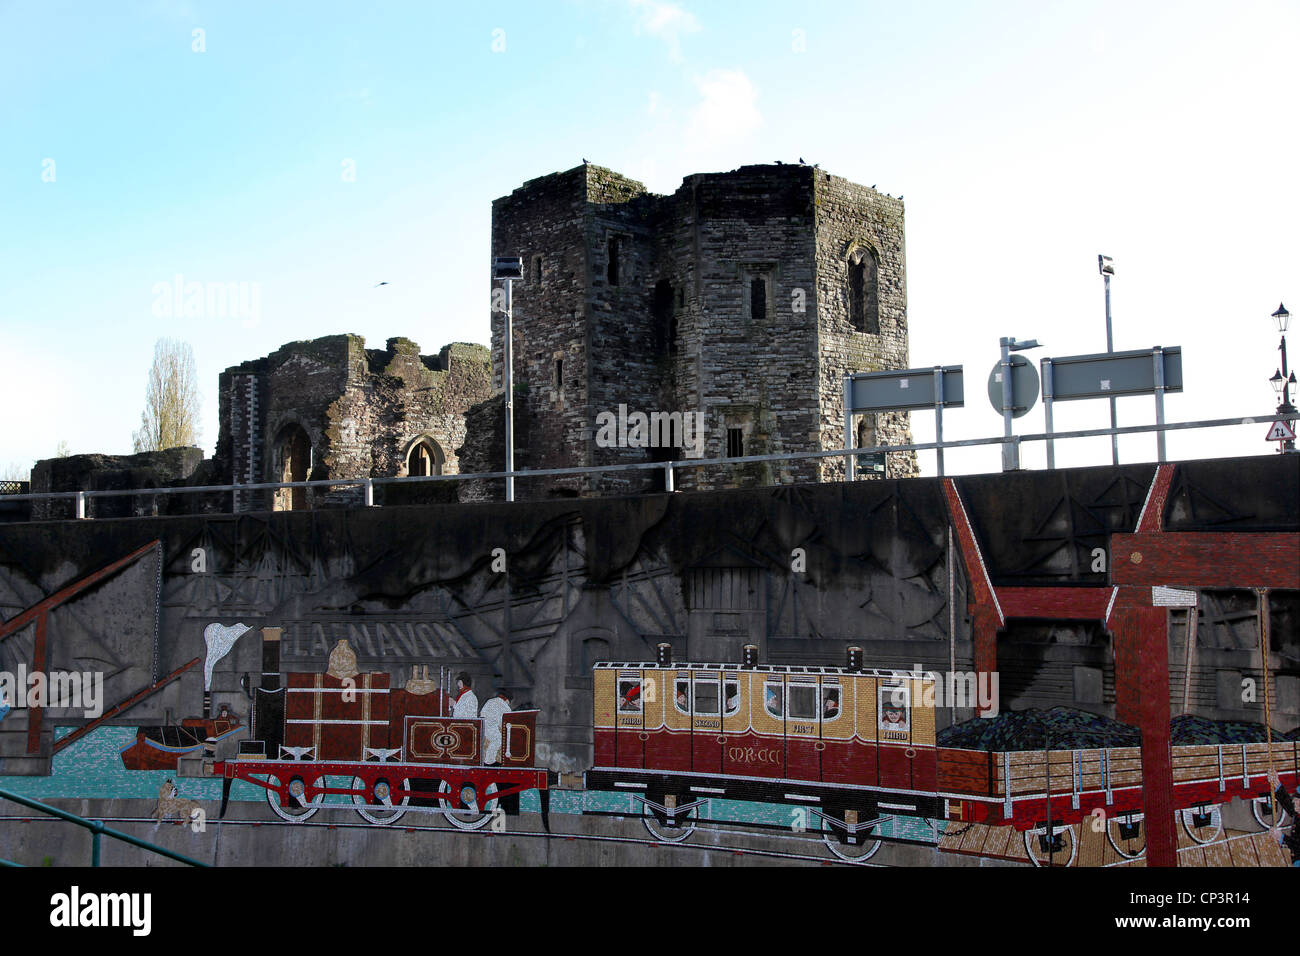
[948,481,1004,626]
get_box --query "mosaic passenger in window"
[879,685,909,734]
[823,687,840,720]
[619,679,642,712]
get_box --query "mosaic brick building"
[460,162,917,500]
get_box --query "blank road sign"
[847,366,964,412]
[986,355,1040,418]
[1047,347,1183,401]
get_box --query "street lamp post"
[1270,303,1297,454]
[493,257,525,500]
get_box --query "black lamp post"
[1270,303,1296,453]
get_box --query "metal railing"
[0,787,209,867]
[1,412,1293,519]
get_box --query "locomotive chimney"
[847,646,863,672]
[261,626,283,689]
[742,644,759,668]
[656,642,673,667]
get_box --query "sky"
[2,0,1297,480]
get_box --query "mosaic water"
[0,726,940,841]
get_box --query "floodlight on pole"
[1099,254,1118,465]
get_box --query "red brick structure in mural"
[945,463,1300,866]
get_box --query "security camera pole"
[1099,255,1118,465]
[493,257,524,501]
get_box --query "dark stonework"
[470,162,917,502]
[29,448,206,520]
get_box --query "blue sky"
[2,0,1297,478]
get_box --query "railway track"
[0,808,924,867]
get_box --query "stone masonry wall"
[658,166,822,491]
[813,172,917,481]
[477,162,914,502]
[218,335,490,510]
[490,167,606,497]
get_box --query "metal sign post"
[843,377,856,482]
[988,338,1041,471]
[1039,346,1182,467]
[1000,339,1015,471]
[1042,357,1056,469]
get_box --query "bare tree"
[132,338,202,452]
[1,462,31,481]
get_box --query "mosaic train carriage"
[586,644,943,860]
[211,636,548,830]
[586,644,1300,864]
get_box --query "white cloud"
[627,0,700,61]
[686,69,762,145]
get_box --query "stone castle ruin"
[461,162,917,500]
[26,162,915,514]
[218,335,490,511]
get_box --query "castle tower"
[473,162,915,500]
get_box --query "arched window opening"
[406,437,445,477]
[273,423,312,511]
[848,248,880,334]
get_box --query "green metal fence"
[0,787,209,867]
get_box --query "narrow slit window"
[727,427,744,458]
[555,358,563,390]
[750,276,766,322]
[607,237,620,286]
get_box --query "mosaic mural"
[1,458,1297,866]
